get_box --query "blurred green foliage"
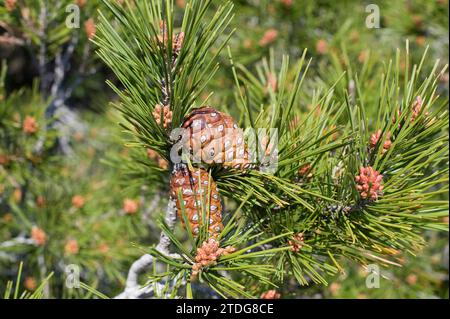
[0,0,448,298]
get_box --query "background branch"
[115,198,180,299]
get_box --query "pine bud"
[5,0,17,11]
[76,0,87,8]
[329,282,341,296]
[24,277,37,291]
[297,163,313,179]
[369,130,392,154]
[64,239,79,255]
[22,116,38,134]
[260,290,281,299]
[280,0,293,8]
[316,39,328,55]
[84,18,96,40]
[173,32,185,58]
[147,148,169,169]
[2,213,13,223]
[0,154,10,166]
[31,226,47,246]
[157,157,169,169]
[13,187,22,203]
[176,0,186,8]
[259,28,278,47]
[406,274,418,286]
[158,21,168,43]
[157,21,185,60]
[71,195,86,209]
[97,243,110,254]
[123,198,139,214]
[288,233,305,252]
[260,135,275,157]
[411,96,429,122]
[36,196,46,208]
[147,148,159,160]
[243,39,253,49]
[392,109,403,128]
[265,72,277,93]
[358,50,368,63]
[415,36,426,47]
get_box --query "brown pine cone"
[181,106,252,169]
[170,166,223,238]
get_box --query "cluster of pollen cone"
[169,106,252,238]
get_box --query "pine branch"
[0,235,36,248]
[140,191,162,228]
[38,1,48,97]
[96,0,235,155]
[115,198,180,299]
[46,33,79,118]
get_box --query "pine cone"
[170,166,223,238]
[181,106,252,169]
